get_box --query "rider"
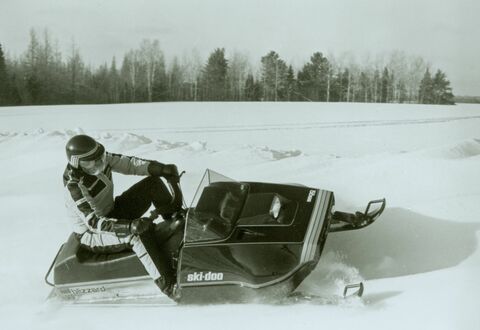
[63,134,181,297]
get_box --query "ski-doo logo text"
[307,190,316,202]
[187,271,224,282]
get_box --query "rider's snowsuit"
[63,152,172,280]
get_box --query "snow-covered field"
[1,102,479,330]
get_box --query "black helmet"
[66,135,105,170]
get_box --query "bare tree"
[386,51,406,102]
[121,49,140,102]
[327,52,342,102]
[109,57,120,103]
[67,39,83,103]
[25,29,40,72]
[407,55,428,103]
[227,51,250,100]
[167,56,185,100]
[138,39,165,102]
[181,49,202,101]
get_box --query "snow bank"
[0,102,479,330]
[418,138,480,159]
[325,208,479,279]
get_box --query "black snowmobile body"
[46,169,385,304]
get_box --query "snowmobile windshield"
[185,170,249,242]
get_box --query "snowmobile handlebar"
[169,175,185,210]
[329,198,386,232]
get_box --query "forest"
[0,29,455,106]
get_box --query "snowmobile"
[45,169,385,304]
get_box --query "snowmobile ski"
[329,199,386,232]
[343,282,364,298]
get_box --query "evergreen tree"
[340,69,350,102]
[260,51,288,101]
[201,48,228,100]
[244,73,261,101]
[432,70,455,105]
[381,67,389,103]
[297,52,330,101]
[0,43,10,105]
[372,69,381,102]
[7,72,22,105]
[388,71,395,103]
[419,69,434,104]
[285,65,297,101]
[108,57,120,102]
[1,28,457,106]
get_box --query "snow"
[0,102,479,330]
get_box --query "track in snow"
[84,115,480,134]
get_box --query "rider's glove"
[148,161,179,182]
[112,218,151,237]
[130,217,152,235]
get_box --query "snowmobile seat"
[76,247,135,264]
[55,233,136,265]
[47,231,132,265]
[53,233,146,284]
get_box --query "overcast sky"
[1,0,478,95]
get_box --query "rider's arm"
[106,152,150,176]
[107,152,178,180]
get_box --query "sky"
[0,0,479,95]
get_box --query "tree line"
[0,29,455,106]
[454,95,480,104]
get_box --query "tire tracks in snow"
[89,115,480,134]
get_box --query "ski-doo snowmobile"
[45,169,385,304]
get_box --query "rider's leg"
[80,231,174,293]
[110,176,176,220]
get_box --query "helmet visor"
[80,152,107,176]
